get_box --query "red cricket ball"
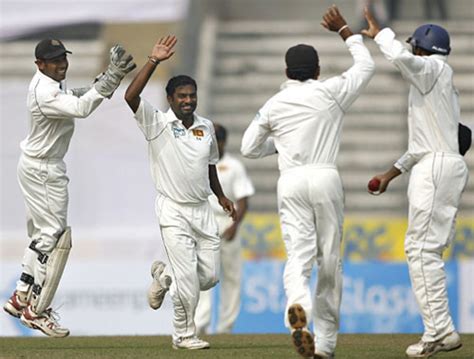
[368,178,381,192]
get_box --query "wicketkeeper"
[3,39,136,337]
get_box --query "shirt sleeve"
[36,86,104,119]
[323,34,375,111]
[209,123,220,165]
[241,106,277,158]
[134,98,167,141]
[374,28,444,94]
[394,151,419,173]
[232,160,255,200]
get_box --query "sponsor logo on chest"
[172,126,206,142]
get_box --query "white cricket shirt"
[135,99,219,204]
[21,70,104,159]
[241,34,375,171]
[208,153,255,220]
[374,28,461,172]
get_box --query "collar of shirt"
[280,78,318,90]
[35,69,66,90]
[429,54,448,63]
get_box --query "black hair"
[165,75,197,97]
[285,44,319,82]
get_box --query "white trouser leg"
[194,204,220,333]
[311,177,343,355]
[161,224,199,340]
[195,213,240,334]
[195,206,220,292]
[16,155,68,292]
[405,153,468,342]
[194,287,212,333]
[157,197,219,341]
[217,230,242,333]
[279,170,318,328]
[279,167,343,355]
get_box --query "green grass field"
[0,334,472,359]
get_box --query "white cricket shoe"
[148,261,172,310]
[172,336,210,350]
[406,332,462,358]
[288,303,315,358]
[20,306,69,338]
[3,291,28,318]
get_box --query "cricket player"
[363,7,468,358]
[124,35,236,350]
[241,6,375,359]
[3,39,136,337]
[194,124,255,335]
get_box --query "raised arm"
[321,5,375,111]
[36,88,105,119]
[124,35,177,113]
[38,45,136,119]
[321,5,354,41]
[362,7,440,94]
[94,45,136,99]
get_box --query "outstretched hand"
[361,6,381,39]
[321,5,347,32]
[94,44,136,98]
[109,45,136,76]
[150,35,177,62]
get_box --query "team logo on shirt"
[192,129,204,137]
[172,126,186,138]
[192,129,204,141]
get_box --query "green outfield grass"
[0,334,472,358]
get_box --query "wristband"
[338,25,349,34]
[148,56,160,65]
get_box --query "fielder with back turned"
[241,6,374,359]
[3,39,136,337]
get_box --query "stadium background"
[0,0,472,337]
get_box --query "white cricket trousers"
[194,214,242,334]
[16,154,69,292]
[155,194,220,341]
[405,152,468,342]
[278,165,343,355]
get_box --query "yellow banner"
[240,214,474,261]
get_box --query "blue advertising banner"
[224,260,459,334]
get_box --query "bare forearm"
[124,60,158,113]
[234,198,248,224]
[209,165,225,199]
[385,165,402,180]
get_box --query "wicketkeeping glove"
[94,45,137,98]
